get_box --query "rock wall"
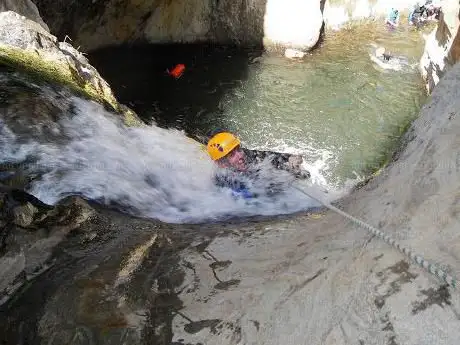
[29,0,443,53]
[32,0,323,52]
[2,61,460,345]
[420,0,460,93]
[1,0,460,342]
[0,8,143,126]
[0,0,48,30]
[263,0,323,52]
[27,0,451,55]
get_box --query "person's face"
[217,146,247,171]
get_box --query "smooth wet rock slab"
[2,46,460,345]
[2,201,459,344]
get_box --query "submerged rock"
[263,0,323,52]
[284,48,306,59]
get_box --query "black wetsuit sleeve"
[214,173,248,191]
[241,148,310,179]
[241,147,288,167]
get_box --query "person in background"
[385,8,400,28]
[408,2,426,26]
[375,47,392,62]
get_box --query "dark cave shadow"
[87,43,262,143]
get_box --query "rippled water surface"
[90,22,430,190]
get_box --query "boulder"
[284,48,306,59]
[263,0,324,52]
[0,186,95,306]
[0,10,143,126]
[0,0,49,30]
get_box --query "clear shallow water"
[212,23,430,188]
[89,22,430,191]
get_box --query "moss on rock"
[0,45,144,127]
[0,46,109,106]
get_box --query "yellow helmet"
[207,132,241,161]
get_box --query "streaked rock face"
[323,0,429,30]
[32,0,323,52]
[420,0,460,93]
[1,60,460,345]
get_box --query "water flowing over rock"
[0,75,321,223]
[1,0,460,343]
[420,0,460,93]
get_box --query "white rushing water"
[0,96,335,223]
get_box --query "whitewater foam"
[1,97,325,223]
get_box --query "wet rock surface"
[32,0,323,52]
[420,0,460,92]
[0,186,94,306]
[2,63,460,344]
[0,186,224,344]
[0,2,460,345]
[0,0,48,30]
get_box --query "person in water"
[206,131,310,198]
[375,47,392,62]
[425,1,441,20]
[385,8,400,27]
[408,2,426,26]
[409,0,441,25]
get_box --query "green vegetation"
[0,45,144,127]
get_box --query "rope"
[293,183,458,290]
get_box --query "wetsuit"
[214,148,310,198]
[382,53,392,61]
[386,9,399,26]
[408,5,426,25]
